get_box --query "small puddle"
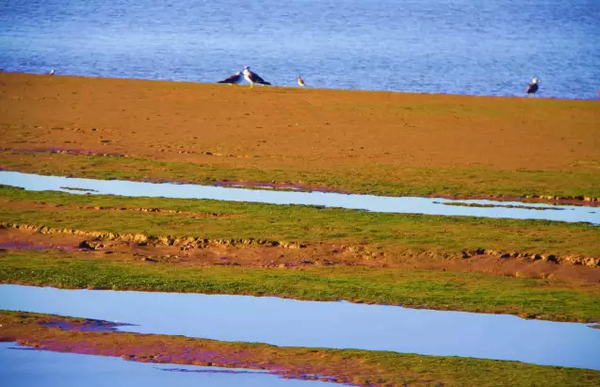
[0,342,330,387]
[0,242,49,251]
[1,285,599,370]
[0,242,80,252]
[0,171,598,224]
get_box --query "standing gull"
[526,78,539,96]
[217,71,242,85]
[242,66,271,88]
[297,76,305,87]
[48,68,55,75]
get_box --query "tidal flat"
[1,73,599,385]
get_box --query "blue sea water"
[0,0,599,97]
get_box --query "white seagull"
[242,66,271,88]
[526,78,539,96]
[49,68,55,75]
[217,71,242,85]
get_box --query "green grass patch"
[2,151,600,199]
[1,250,599,322]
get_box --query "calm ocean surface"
[1,0,599,99]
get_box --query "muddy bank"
[2,312,599,387]
[2,222,599,269]
[1,224,599,286]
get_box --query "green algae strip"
[0,185,599,257]
[2,150,600,200]
[1,311,599,387]
[1,250,600,323]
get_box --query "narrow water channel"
[0,343,331,387]
[1,285,598,370]
[0,171,598,224]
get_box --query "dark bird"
[242,66,271,88]
[526,78,539,96]
[297,76,305,87]
[217,71,242,85]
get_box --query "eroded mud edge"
[2,222,598,268]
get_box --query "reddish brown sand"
[1,72,599,173]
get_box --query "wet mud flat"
[2,311,600,387]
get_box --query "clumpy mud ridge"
[2,223,599,288]
[1,222,598,268]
